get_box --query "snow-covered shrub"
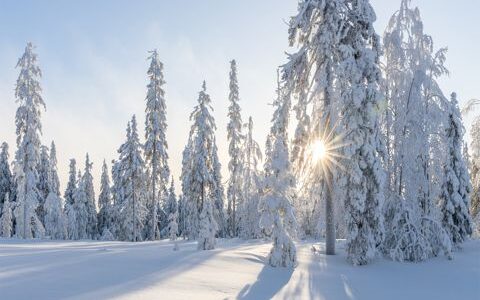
[383,195,452,262]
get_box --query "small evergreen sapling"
[226,59,244,237]
[144,49,170,241]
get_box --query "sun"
[312,139,327,162]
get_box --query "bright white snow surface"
[0,238,478,300]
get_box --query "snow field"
[1,238,478,300]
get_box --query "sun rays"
[303,116,350,191]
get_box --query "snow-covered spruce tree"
[144,50,170,241]
[180,140,195,238]
[82,154,98,239]
[36,145,50,223]
[440,93,473,245]
[117,116,148,242]
[381,0,452,262]
[259,84,297,268]
[49,142,60,196]
[73,170,89,239]
[64,159,77,207]
[98,160,114,239]
[181,82,224,241]
[283,0,348,243]
[0,142,14,212]
[13,42,45,239]
[165,177,177,222]
[239,116,263,239]
[226,59,244,238]
[64,159,77,239]
[335,0,386,265]
[0,193,13,237]
[43,141,66,239]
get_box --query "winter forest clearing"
[0,238,478,300]
[1,0,480,299]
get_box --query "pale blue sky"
[0,0,478,193]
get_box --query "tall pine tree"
[338,0,386,266]
[13,42,45,239]
[283,0,346,246]
[82,154,98,239]
[117,116,148,242]
[226,59,244,237]
[144,50,170,240]
[73,170,88,239]
[44,140,66,239]
[181,82,223,242]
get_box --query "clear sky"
[0,0,479,194]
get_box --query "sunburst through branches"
[305,116,349,190]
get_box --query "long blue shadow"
[236,263,294,300]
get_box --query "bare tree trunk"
[325,173,335,255]
[324,70,335,255]
[232,192,236,237]
[152,160,157,240]
[133,178,136,242]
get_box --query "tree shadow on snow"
[307,243,357,300]
[0,240,221,299]
[236,262,294,300]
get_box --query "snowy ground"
[0,238,478,300]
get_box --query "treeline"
[0,45,263,251]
